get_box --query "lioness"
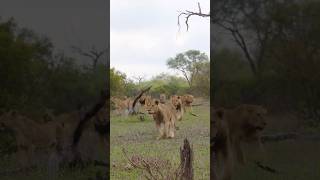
[212,108,232,180]
[111,96,133,116]
[159,93,166,104]
[212,104,267,180]
[181,94,194,113]
[170,95,184,121]
[146,99,176,140]
[0,111,63,169]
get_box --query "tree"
[179,1,276,76]
[193,61,210,97]
[167,50,209,88]
[110,68,127,97]
[71,45,107,71]
[266,1,320,125]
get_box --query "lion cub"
[146,99,176,140]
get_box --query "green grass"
[229,111,320,180]
[110,105,210,180]
[232,140,320,180]
[0,155,106,180]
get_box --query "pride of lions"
[0,89,268,180]
[111,93,195,139]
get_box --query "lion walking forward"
[146,100,176,139]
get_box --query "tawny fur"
[146,100,176,140]
[212,104,267,180]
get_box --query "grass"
[232,140,320,180]
[230,111,320,180]
[1,102,320,179]
[0,154,107,180]
[110,104,210,180]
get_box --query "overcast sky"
[111,0,210,80]
[0,0,108,63]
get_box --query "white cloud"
[111,0,210,79]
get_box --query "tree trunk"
[180,138,193,180]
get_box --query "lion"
[0,110,63,170]
[212,104,268,180]
[181,94,194,113]
[48,106,108,165]
[212,108,233,180]
[111,96,133,116]
[225,104,267,164]
[159,93,167,104]
[139,95,152,107]
[170,95,184,121]
[69,96,109,168]
[146,99,176,140]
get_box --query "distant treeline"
[110,50,210,98]
[0,18,106,119]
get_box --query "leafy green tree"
[167,50,209,88]
[110,68,127,97]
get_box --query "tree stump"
[180,138,193,180]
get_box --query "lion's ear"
[155,100,159,105]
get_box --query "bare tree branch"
[71,45,107,70]
[178,2,210,31]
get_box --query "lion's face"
[182,94,194,105]
[171,95,182,110]
[159,94,166,103]
[146,99,160,115]
[238,105,267,133]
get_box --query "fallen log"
[261,132,320,142]
[130,86,152,115]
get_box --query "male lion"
[146,99,176,140]
[212,104,267,180]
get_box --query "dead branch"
[190,113,198,117]
[178,2,210,31]
[254,161,280,174]
[130,86,152,115]
[179,138,193,180]
[122,139,194,180]
[72,89,108,148]
[191,103,203,107]
[261,132,320,142]
[122,148,166,180]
